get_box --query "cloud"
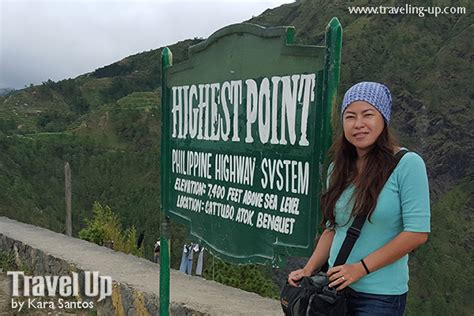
[0,0,293,89]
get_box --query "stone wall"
[0,217,281,315]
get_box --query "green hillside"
[1,0,472,313]
[249,0,473,194]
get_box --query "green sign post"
[160,18,342,314]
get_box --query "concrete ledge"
[0,217,281,315]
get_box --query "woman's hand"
[288,267,312,287]
[327,262,366,291]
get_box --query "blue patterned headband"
[341,82,392,123]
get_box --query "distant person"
[154,240,160,263]
[137,231,145,249]
[288,82,430,315]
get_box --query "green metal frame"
[159,18,342,311]
[160,47,172,316]
[321,18,342,192]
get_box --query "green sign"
[161,20,342,266]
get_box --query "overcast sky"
[0,0,294,89]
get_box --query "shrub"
[79,202,144,257]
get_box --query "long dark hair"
[321,126,399,228]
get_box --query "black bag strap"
[333,149,409,266]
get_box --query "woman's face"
[343,101,385,157]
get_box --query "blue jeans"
[347,290,407,316]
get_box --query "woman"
[288,82,430,315]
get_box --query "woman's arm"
[288,228,335,286]
[362,231,428,272]
[327,231,428,290]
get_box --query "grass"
[0,251,16,272]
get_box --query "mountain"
[0,0,472,314]
[249,0,473,196]
[2,1,471,193]
[0,88,14,96]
